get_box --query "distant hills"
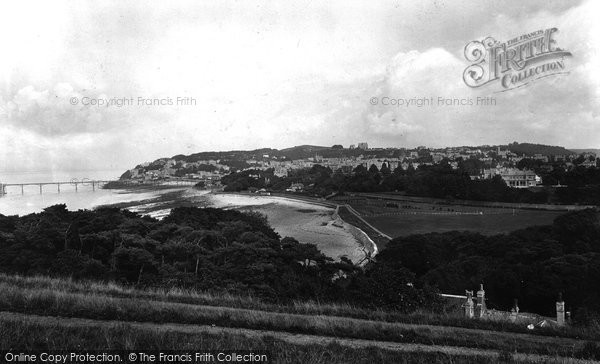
[157,145,366,166]
[130,142,582,172]
[505,142,575,156]
[571,148,600,155]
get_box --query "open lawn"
[362,209,563,237]
[336,193,571,237]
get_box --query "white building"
[481,167,541,188]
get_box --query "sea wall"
[332,205,378,258]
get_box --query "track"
[1,311,597,364]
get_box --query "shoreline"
[211,191,379,258]
[95,187,378,263]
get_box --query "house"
[481,167,540,188]
[286,183,304,192]
[442,285,568,327]
[581,159,597,168]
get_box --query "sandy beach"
[202,192,367,263]
[95,188,369,263]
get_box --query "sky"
[0,0,598,173]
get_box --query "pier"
[0,178,204,196]
[0,180,111,195]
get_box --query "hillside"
[1,206,600,361]
[572,149,600,155]
[1,274,599,363]
[119,141,584,182]
[506,142,575,156]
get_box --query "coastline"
[209,191,379,259]
[94,187,377,264]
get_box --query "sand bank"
[203,192,368,263]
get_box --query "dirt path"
[0,284,591,350]
[1,311,597,363]
[343,204,393,240]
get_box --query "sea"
[0,169,145,216]
[0,169,365,262]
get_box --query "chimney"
[556,293,565,326]
[475,284,486,318]
[512,298,519,314]
[510,298,519,322]
[464,290,474,318]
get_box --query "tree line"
[379,208,600,322]
[0,205,439,312]
[0,205,598,320]
[222,162,600,205]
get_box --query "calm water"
[0,171,364,261]
[0,169,157,216]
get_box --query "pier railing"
[0,177,204,195]
[0,179,111,195]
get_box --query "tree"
[112,246,156,283]
[368,164,380,175]
[380,163,392,177]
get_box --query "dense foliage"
[222,163,600,204]
[1,204,598,320]
[506,142,573,156]
[0,205,440,312]
[378,208,600,321]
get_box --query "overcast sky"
[0,0,598,172]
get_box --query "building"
[442,285,567,327]
[357,142,369,150]
[581,159,597,168]
[286,183,305,192]
[481,167,540,188]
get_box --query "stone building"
[441,285,567,327]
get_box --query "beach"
[0,183,373,263]
[126,189,371,263]
[201,192,369,263]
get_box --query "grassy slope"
[5,274,595,339]
[5,312,596,364]
[0,274,599,363]
[0,313,503,364]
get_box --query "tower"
[556,293,565,326]
[475,284,486,318]
[464,290,474,318]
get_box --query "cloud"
[4,84,101,136]
[0,0,598,173]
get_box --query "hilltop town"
[118,142,598,198]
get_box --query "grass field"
[362,210,563,237]
[1,274,599,363]
[347,200,564,237]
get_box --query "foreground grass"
[1,280,599,360]
[1,274,597,341]
[0,317,559,364]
